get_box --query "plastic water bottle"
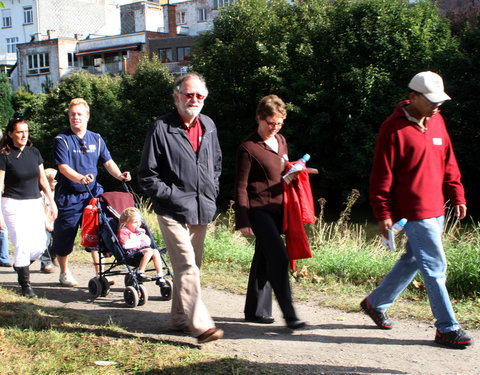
[382,218,407,251]
[291,154,310,172]
[283,154,310,184]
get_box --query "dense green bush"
[0,73,14,128]
[441,14,480,215]
[193,0,459,206]
[12,56,173,192]
[4,0,480,214]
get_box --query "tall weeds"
[311,189,368,249]
[137,191,480,300]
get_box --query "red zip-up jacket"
[370,100,465,222]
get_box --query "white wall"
[145,3,165,32]
[78,32,148,51]
[0,0,133,66]
[0,0,37,66]
[174,0,214,36]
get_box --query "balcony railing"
[163,62,189,74]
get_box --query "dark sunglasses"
[182,92,206,101]
[80,141,87,154]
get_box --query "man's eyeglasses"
[266,120,284,128]
[80,141,87,154]
[182,92,206,101]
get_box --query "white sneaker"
[59,271,79,287]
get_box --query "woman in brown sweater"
[235,95,305,330]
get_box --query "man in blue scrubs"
[52,98,131,287]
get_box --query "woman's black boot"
[14,266,37,298]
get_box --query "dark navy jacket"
[138,111,222,225]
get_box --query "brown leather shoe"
[197,328,224,344]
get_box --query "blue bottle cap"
[398,218,407,225]
[301,154,310,162]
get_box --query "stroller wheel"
[124,273,134,287]
[160,279,172,301]
[138,284,149,306]
[99,276,111,297]
[124,286,139,308]
[88,277,103,299]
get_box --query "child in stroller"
[118,207,163,282]
[86,184,173,307]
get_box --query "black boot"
[14,266,37,298]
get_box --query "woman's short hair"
[256,95,287,121]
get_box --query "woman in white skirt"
[0,118,57,297]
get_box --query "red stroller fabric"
[98,191,136,218]
[282,165,316,270]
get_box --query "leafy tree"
[0,73,14,129]
[442,15,480,214]
[12,88,48,153]
[12,59,174,193]
[120,53,174,176]
[193,0,459,207]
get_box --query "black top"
[0,146,43,199]
[138,111,222,225]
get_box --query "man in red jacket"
[361,71,474,349]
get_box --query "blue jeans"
[40,231,53,266]
[0,227,10,264]
[368,216,459,333]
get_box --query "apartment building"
[8,0,236,93]
[0,0,136,73]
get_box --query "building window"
[213,0,235,9]
[177,47,190,62]
[23,6,33,24]
[6,37,18,53]
[28,53,50,75]
[2,9,12,28]
[158,48,173,62]
[67,52,77,67]
[176,11,186,25]
[197,8,207,22]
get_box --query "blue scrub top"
[54,129,112,194]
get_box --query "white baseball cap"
[408,71,451,103]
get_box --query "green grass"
[0,288,279,375]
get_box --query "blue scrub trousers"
[51,188,103,257]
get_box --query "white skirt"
[2,197,47,267]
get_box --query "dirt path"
[1,264,478,375]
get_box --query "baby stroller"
[85,183,173,308]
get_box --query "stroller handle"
[84,181,131,198]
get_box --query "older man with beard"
[138,73,223,344]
